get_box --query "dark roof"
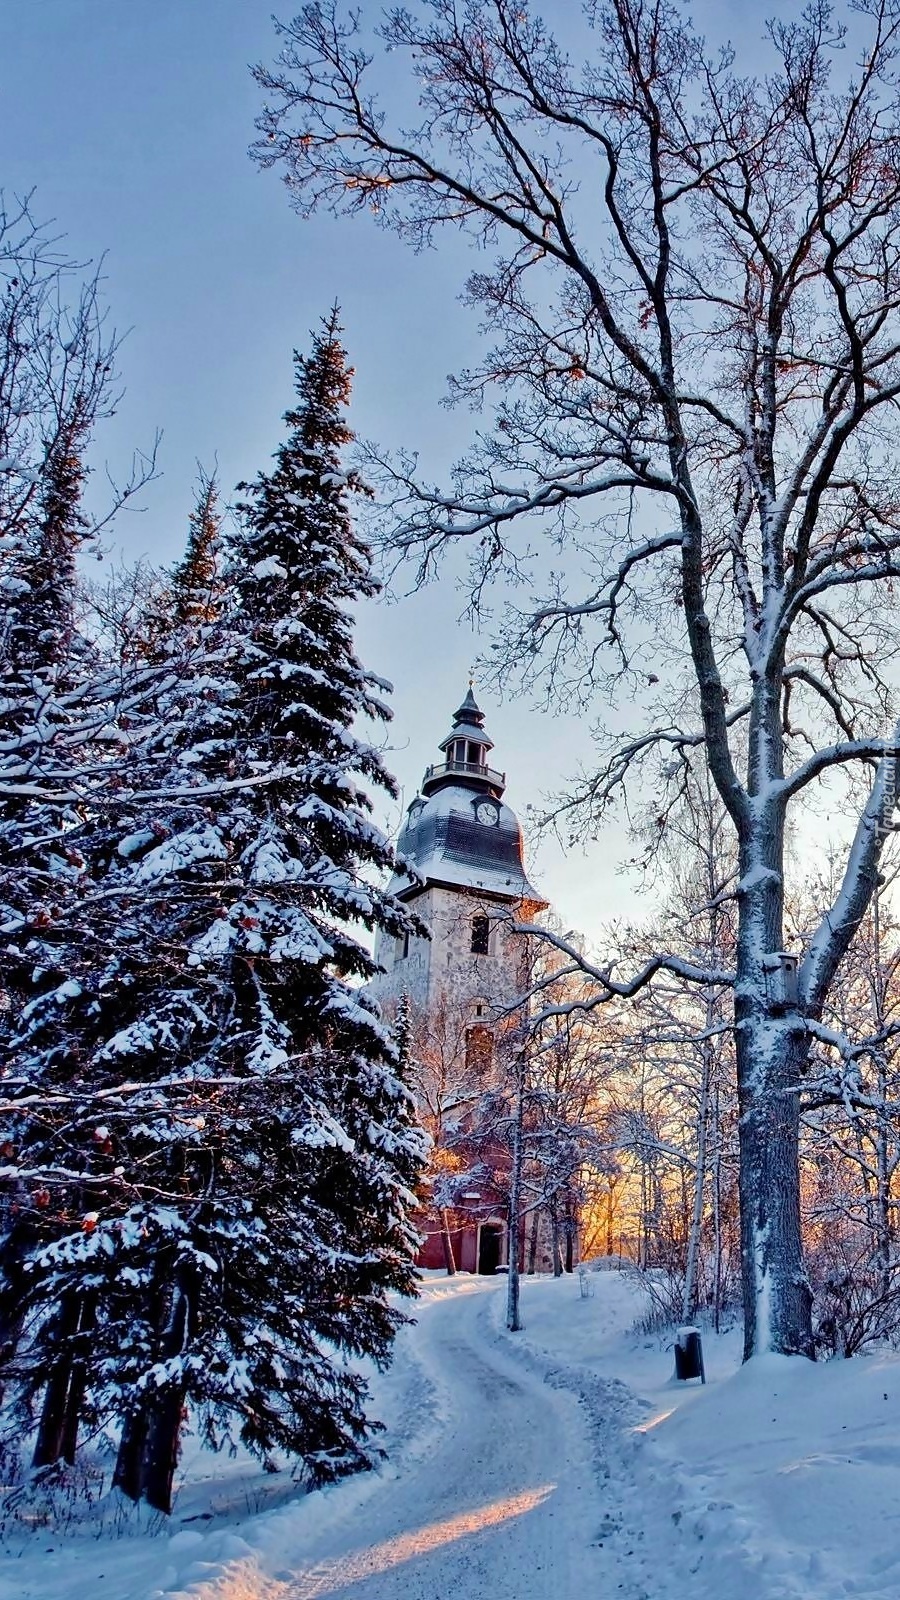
[452,686,485,727]
[394,787,546,904]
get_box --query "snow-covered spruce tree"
[134,468,224,660]
[0,425,92,1458]
[11,315,425,1512]
[5,476,229,1475]
[2,477,230,1478]
[170,469,222,629]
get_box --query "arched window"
[471,914,490,955]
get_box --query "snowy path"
[217,1275,809,1600]
[166,1274,773,1600]
[236,1277,608,1599]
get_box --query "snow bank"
[0,1283,457,1600]
[502,1270,900,1600]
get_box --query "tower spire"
[373,685,547,953]
[421,685,502,798]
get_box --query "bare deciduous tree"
[0,191,158,807]
[257,0,900,1357]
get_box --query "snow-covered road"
[228,1274,803,1600]
[264,1276,606,1600]
[176,1273,763,1600]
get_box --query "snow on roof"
[389,782,546,905]
[439,718,493,750]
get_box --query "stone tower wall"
[371,884,537,1027]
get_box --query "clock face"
[475,800,499,825]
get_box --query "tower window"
[467,741,483,766]
[466,1024,494,1076]
[471,914,490,955]
[396,928,411,962]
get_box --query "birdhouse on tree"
[762,952,799,1012]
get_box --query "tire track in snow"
[226,1279,608,1600]
[170,1278,817,1600]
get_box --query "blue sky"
[5,0,765,941]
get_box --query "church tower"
[371,686,547,1020]
[371,688,550,1275]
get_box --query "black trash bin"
[673,1326,705,1384]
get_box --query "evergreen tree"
[135,467,223,658]
[0,203,158,1469]
[0,410,100,1444]
[170,468,221,627]
[6,316,425,1512]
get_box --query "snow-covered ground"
[4,1268,900,1599]
[507,1269,900,1599]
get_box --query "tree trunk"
[732,742,815,1361]
[605,1188,615,1259]
[549,1201,563,1278]
[115,1405,184,1514]
[506,1050,525,1331]
[114,1407,149,1502]
[142,1386,187,1515]
[682,1022,713,1323]
[527,1206,540,1274]
[0,1248,27,1411]
[114,1273,195,1511]
[60,1293,97,1464]
[439,1208,457,1275]
[871,895,893,1297]
[712,1083,723,1335]
[735,1016,813,1358]
[875,1052,892,1298]
[32,1292,80,1468]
